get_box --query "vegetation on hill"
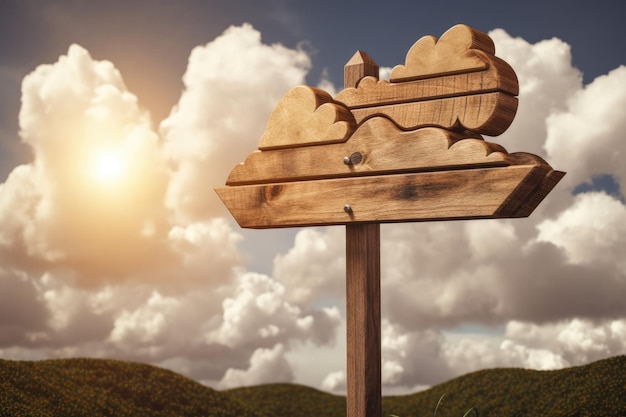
[0,358,261,417]
[0,355,624,416]
[223,382,345,416]
[380,354,626,416]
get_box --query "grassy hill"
[0,358,261,417]
[1,355,624,416]
[380,354,626,416]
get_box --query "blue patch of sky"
[573,174,625,203]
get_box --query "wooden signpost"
[216,24,564,417]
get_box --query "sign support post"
[346,223,381,417]
[344,51,383,417]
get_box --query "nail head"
[343,152,362,166]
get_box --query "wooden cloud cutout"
[335,24,519,135]
[216,24,564,229]
[390,24,496,81]
[259,85,356,150]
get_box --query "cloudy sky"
[1,0,625,394]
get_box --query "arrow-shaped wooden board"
[216,117,563,228]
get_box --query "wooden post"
[345,53,382,417]
[346,223,381,417]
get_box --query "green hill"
[1,355,624,416]
[0,358,261,417]
[380,354,626,416]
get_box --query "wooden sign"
[216,24,563,229]
[215,24,564,417]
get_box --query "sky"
[0,0,625,394]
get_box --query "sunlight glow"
[96,152,122,181]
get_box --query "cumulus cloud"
[443,318,626,379]
[0,268,49,346]
[160,23,311,224]
[272,227,346,307]
[537,192,626,268]
[545,66,626,193]
[321,370,345,392]
[505,319,626,365]
[109,290,181,346]
[208,272,340,349]
[0,44,170,281]
[219,343,294,389]
[488,30,582,154]
[167,218,244,291]
[380,320,452,386]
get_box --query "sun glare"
[96,153,122,180]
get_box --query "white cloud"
[321,370,345,392]
[219,343,294,389]
[545,66,626,193]
[160,23,311,224]
[537,192,626,268]
[488,30,582,156]
[1,44,170,280]
[380,320,452,387]
[208,272,340,350]
[443,317,626,380]
[272,227,345,307]
[379,67,392,81]
[109,291,180,345]
[209,272,301,348]
[443,331,568,377]
[506,319,626,364]
[0,268,49,346]
[167,218,244,291]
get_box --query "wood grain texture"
[390,24,496,81]
[346,223,381,417]
[226,117,521,186]
[256,24,518,152]
[336,57,518,108]
[258,85,356,150]
[216,165,554,228]
[348,91,518,135]
[334,24,519,136]
[513,169,566,217]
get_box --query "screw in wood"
[343,152,362,165]
[344,204,352,213]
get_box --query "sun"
[96,152,122,181]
